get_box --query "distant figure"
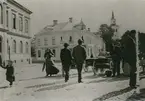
[60,43,72,82]
[1,60,15,87]
[72,39,87,83]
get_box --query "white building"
[0,0,32,65]
[35,18,104,61]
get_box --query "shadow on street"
[93,87,132,101]
[87,75,129,84]
[0,86,9,89]
[126,88,145,101]
[19,74,64,82]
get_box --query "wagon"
[85,56,113,77]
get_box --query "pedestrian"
[111,40,122,77]
[0,60,15,87]
[60,43,72,82]
[42,49,56,77]
[122,30,137,88]
[72,39,87,83]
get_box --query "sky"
[16,0,145,36]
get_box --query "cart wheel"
[105,70,112,77]
[84,66,88,72]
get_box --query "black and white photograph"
[0,0,145,101]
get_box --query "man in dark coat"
[122,30,137,88]
[111,40,122,77]
[60,43,72,82]
[72,39,87,83]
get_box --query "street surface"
[0,63,145,101]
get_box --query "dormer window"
[69,36,72,43]
[60,36,63,44]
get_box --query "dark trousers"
[63,64,70,81]
[129,64,137,87]
[113,60,120,76]
[76,63,83,82]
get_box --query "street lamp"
[135,31,140,94]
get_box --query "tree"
[121,30,145,59]
[99,24,114,52]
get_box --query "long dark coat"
[60,48,72,65]
[1,65,15,82]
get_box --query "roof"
[7,0,32,14]
[36,19,89,36]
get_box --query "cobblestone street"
[0,63,144,101]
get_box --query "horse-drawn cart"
[85,56,113,77]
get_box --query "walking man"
[72,39,87,83]
[111,40,122,77]
[60,43,72,82]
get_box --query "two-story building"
[35,18,104,61]
[0,0,32,65]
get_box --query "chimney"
[69,17,73,23]
[88,28,90,32]
[53,20,58,26]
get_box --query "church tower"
[111,11,116,25]
[110,11,120,40]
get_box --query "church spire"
[112,11,115,19]
[111,11,116,25]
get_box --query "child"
[1,60,15,87]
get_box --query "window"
[37,39,40,46]
[12,13,16,29]
[0,5,3,24]
[52,36,55,45]
[44,38,48,46]
[19,16,23,31]
[25,19,29,33]
[20,41,23,53]
[69,36,72,43]
[81,36,84,43]
[6,10,8,27]
[60,36,63,44]
[7,40,9,54]
[61,37,63,41]
[116,29,117,32]
[26,42,29,53]
[13,40,16,53]
[0,37,2,52]
[52,49,56,57]
[38,50,41,57]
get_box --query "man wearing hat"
[72,39,87,83]
[60,43,72,82]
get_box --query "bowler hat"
[78,39,83,43]
[64,43,69,47]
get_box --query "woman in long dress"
[42,49,59,77]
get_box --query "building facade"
[0,0,32,65]
[35,18,104,61]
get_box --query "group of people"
[43,39,86,83]
[110,30,138,89]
